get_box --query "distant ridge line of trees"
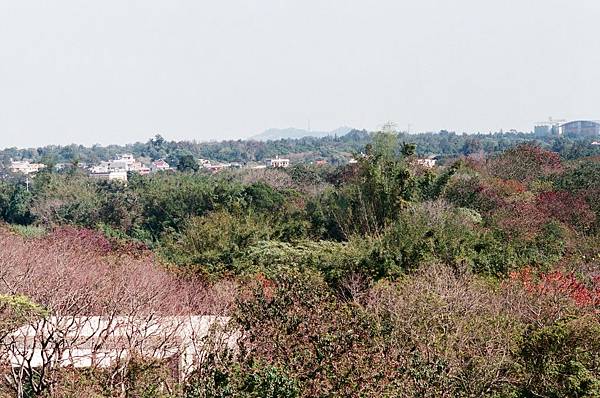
[2,129,599,170]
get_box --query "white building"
[265,156,290,168]
[107,155,132,172]
[198,159,212,168]
[9,160,46,175]
[89,154,151,181]
[415,157,437,168]
[102,154,149,173]
[115,154,136,167]
[89,170,128,182]
[534,118,565,136]
[89,163,110,174]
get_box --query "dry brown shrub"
[362,265,523,395]
[0,226,237,396]
[0,226,235,316]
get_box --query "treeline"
[2,129,599,169]
[1,133,600,396]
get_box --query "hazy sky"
[1,0,600,148]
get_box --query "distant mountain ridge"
[250,126,354,141]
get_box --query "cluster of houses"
[197,156,290,172]
[6,155,171,182]
[83,154,292,178]
[7,153,293,182]
[88,154,170,182]
[7,152,443,179]
[7,153,441,182]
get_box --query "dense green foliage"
[1,132,600,397]
[2,134,599,282]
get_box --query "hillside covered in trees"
[1,131,600,397]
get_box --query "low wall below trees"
[4,315,237,383]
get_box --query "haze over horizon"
[2,0,600,148]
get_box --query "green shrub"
[30,174,101,227]
[160,210,272,275]
[8,224,46,238]
[517,317,600,398]
[368,201,481,275]
[235,239,370,288]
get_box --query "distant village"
[5,152,442,182]
[6,154,299,182]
